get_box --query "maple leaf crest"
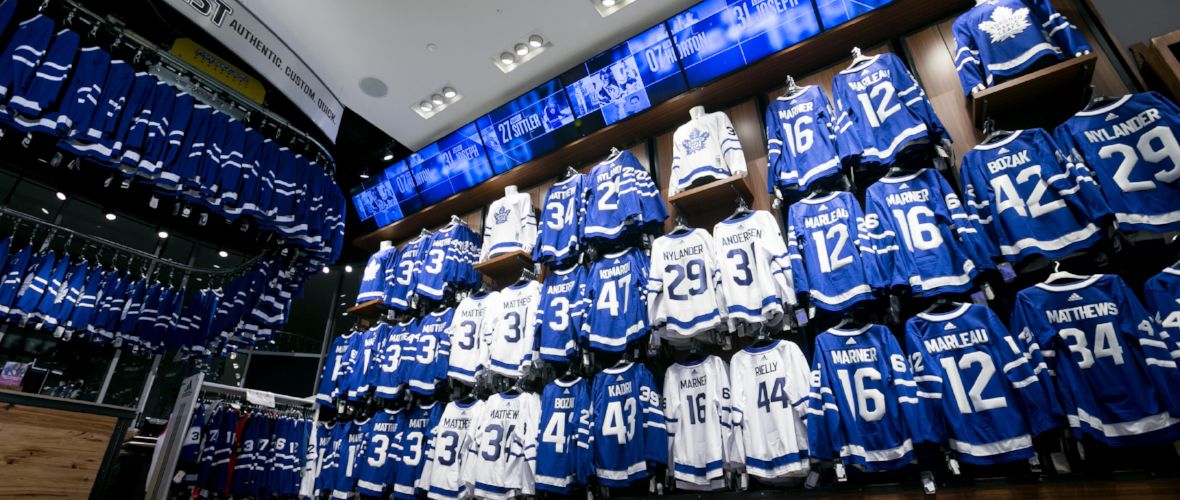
[979,6,1031,43]
[363,258,381,281]
[493,205,511,225]
[681,128,710,156]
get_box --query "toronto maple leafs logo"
[979,6,1031,43]
[493,205,510,225]
[681,128,710,155]
[363,258,380,281]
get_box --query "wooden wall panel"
[1056,0,1130,97]
[0,404,116,498]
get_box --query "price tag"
[795,309,809,327]
[834,462,847,482]
[245,388,276,408]
[149,196,159,209]
[970,291,987,305]
[998,262,1017,282]
[947,457,960,475]
[739,472,748,490]
[804,470,820,489]
[920,471,937,494]
[1028,454,1042,473]
[982,283,996,301]
[1050,452,1072,474]
[172,470,186,484]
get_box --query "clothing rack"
[0,205,269,277]
[42,0,337,172]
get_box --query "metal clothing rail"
[45,0,337,172]
[0,205,268,276]
[199,381,317,407]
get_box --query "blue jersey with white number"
[393,403,444,499]
[404,308,453,396]
[534,173,589,266]
[416,223,481,301]
[584,151,666,241]
[787,192,884,311]
[590,362,667,487]
[1054,92,1180,233]
[538,265,586,362]
[536,377,593,494]
[386,234,432,310]
[1011,275,1180,447]
[831,53,950,167]
[766,85,845,191]
[356,409,402,497]
[581,248,650,351]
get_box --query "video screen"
[351,160,423,226]
[814,0,892,29]
[475,79,581,173]
[668,0,822,87]
[561,24,687,133]
[407,122,496,205]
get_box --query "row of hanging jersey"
[0,8,346,260]
[354,218,481,309]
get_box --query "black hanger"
[980,117,1015,145]
[835,313,867,330]
[671,213,691,235]
[458,388,479,404]
[684,340,707,362]
[558,361,581,383]
[1083,86,1120,111]
[922,297,959,315]
[783,75,803,98]
[504,376,524,396]
[514,268,536,286]
[560,166,579,181]
[749,323,777,348]
[726,195,752,221]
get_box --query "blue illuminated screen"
[408,122,496,206]
[475,79,580,173]
[351,160,422,226]
[814,0,892,29]
[669,0,822,88]
[561,24,687,133]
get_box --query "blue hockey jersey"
[808,324,922,472]
[331,420,366,499]
[590,362,667,487]
[355,409,402,497]
[1054,92,1180,233]
[404,308,453,396]
[831,52,950,167]
[371,319,414,399]
[1144,266,1180,356]
[386,233,431,310]
[0,15,54,103]
[766,85,845,191]
[537,264,586,362]
[416,222,480,301]
[50,46,108,137]
[862,168,989,296]
[952,0,1091,95]
[1010,274,1180,446]
[7,27,78,121]
[536,377,593,494]
[535,173,589,266]
[316,331,356,406]
[904,303,1059,465]
[393,402,444,499]
[356,246,398,304]
[584,150,666,241]
[787,192,884,311]
[581,247,650,351]
[960,128,1109,263]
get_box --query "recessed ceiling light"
[592,0,634,16]
[383,150,395,161]
[344,265,353,273]
[514,43,529,56]
[602,0,616,6]
[214,264,222,269]
[55,191,66,201]
[442,87,457,99]
[419,101,433,112]
[431,94,444,106]
[40,208,49,215]
[322,266,330,274]
[157,230,169,239]
[528,35,544,48]
[105,212,116,221]
[359,171,371,179]
[500,52,515,65]
[218,249,229,258]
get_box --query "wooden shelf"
[668,174,755,215]
[971,52,1097,129]
[1132,29,1180,102]
[345,299,386,318]
[474,249,534,287]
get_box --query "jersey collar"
[879,169,927,183]
[916,302,971,322]
[801,191,841,204]
[827,324,872,336]
[974,129,1024,150]
[743,339,781,353]
[553,377,584,388]
[1035,274,1102,291]
[1075,94,1132,116]
[603,361,634,374]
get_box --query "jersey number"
[504,312,523,343]
[367,434,390,468]
[855,81,901,129]
[939,351,1007,414]
[835,367,885,422]
[812,224,853,273]
[598,276,632,316]
[1098,126,1180,193]
[891,206,942,251]
[436,430,461,466]
[597,179,618,211]
[481,424,516,461]
[782,115,815,156]
[1059,322,1126,369]
[403,431,424,466]
[667,259,707,301]
[726,248,753,286]
[546,197,577,230]
[542,415,568,454]
[990,165,1066,218]
[603,399,637,445]
[548,297,572,331]
[685,393,707,425]
[425,249,445,274]
[757,377,789,411]
[455,320,477,350]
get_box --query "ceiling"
[241,0,699,150]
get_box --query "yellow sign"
[169,38,266,104]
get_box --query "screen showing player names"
[814,0,892,29]
[351,160,423,227]
[408,122,497,206]
[475,79,581,173]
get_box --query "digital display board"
[407,122,496,206]
[814,0,891,29]
[561,24,687,133]
[668,0,822,87]
[475,79,580,173]
[351,160,423,226]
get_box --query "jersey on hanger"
[766,85,844,191]
[787,192,884,312]
[463,392,541,500]
[354,410,401,497]
[481,191,538,261]
[534,173,589,266]
[386,234,432,310]
[1010,274,1180,447]
[404,308,453,396]
[648,228,727,343]
[669,111,747,196]
[1144,266,1180,356]
[357,246,398,305]
[370,319,415,400]
[831,52,951,167]
[331,420,366,499]
[419,400,484,500]
[537,265,587,362]
[393,403,444,499]
[729,339,812,479]
[446,292,499,383]
[584,151,667,241]
[712,210,794,332]
[590,362,667,487]
[905,303,1059,465]
[536,378,593,494]
[581,248,650,352]
[808,324,922,472]
[959,128,1109,263]
[1054,92,1180,233]
[663,355,741,488]
[486,281,542,377]
[417,222,481,301]
[862,168,988,296]
[952,0,1091,95]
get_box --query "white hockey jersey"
[486,281,542,377]
[463,392,541,500]
[729,340,812,479]
[481,192,538,261]
[419,399,484,500]
[648,228,727,344]
[445,291,499,384]
[670,111,747,196]
[663,355,742,489]
[711,211,795,333]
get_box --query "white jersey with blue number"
[486,281,542,377]
[648,228,727,342]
